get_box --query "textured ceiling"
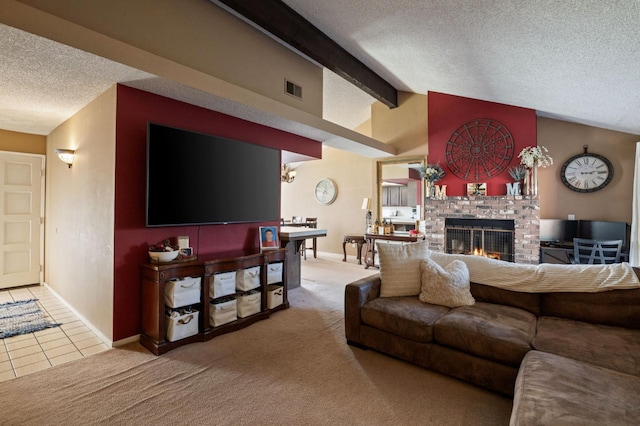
[285,0,640,136]
[0,23,386,160]
[0,24,154,135]
[2,0,639,158]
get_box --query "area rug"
[0,299,60,339]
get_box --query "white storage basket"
[210,298,237,327]
[210,271,237,299]
[236,266,261,291]
[267,285,283,309]
[166,309,199,342]
[237,291,261,318]
[164,276,201,308]
[266,262,283,284]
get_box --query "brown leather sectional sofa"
[345,272,640,425]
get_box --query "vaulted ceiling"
[1,0,638,155]
[281,0,640,136]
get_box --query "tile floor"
[0,284,110,382]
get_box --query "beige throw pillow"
[378,240,429,297]
[419,257,475,308]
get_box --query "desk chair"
[301,217,318,260]
[567,238,623,264]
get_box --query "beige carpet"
[0,253,512,425]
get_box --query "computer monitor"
[578,220,628,250]
[539,219,578,243]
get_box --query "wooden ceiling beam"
[215,0,398,108]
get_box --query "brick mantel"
[423,196,540,264]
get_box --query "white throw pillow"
[419,257,475,308]
[378,240,429,297]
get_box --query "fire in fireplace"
[445,218,515,262]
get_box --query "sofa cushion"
[542,288,640,329]
[434,302,536,366]
[470,282,542,316]
[511,351,640,426]
[361,296,449,343]
[534,316,640,376]
[378,240,429,297]
[419,258,475,308]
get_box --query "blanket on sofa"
[428,251,640,293]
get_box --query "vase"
[425,181,436,198]
[524,167,538,196]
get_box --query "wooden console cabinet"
[140,249,287,355]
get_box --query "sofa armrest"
[344,273,381,344]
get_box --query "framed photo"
[467,183,487,196]
[259,226,279,250]
[180,247,193,256]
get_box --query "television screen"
[146,123,281,226]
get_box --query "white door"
[0,152,44,289]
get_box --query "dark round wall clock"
[560,145,613,193]
[445,118,515,180]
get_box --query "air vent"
[285,79,302,99]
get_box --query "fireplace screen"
[445,219,515,262]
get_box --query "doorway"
[0,152,45,289]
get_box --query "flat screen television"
[146,123,281,226]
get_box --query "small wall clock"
[560,145,613,193]
[314,178,338,204]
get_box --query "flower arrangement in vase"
[517,146,553,195]
[418,163,445,197]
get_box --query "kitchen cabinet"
[382,186,409,206]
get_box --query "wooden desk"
[539,246,573,264]
[364,233,423,269]
[539,245,629,264]
[343,234,366,264]
[279,227,327,289]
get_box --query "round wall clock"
[314,178,338,204]
[445,118,514,180]
[560,145,613,193]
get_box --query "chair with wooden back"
[567,238,623,264]
[301,217,318,260]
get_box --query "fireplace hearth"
[423,196,540,264]
[445,218,515,262]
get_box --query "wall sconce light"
[281,163,297,183]
[55,149,75,168]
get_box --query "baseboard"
[42,282,113,347]
[113,334,140,347]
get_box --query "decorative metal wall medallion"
[445,118,515,180]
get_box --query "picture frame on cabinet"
[259,226,279,250]
[180,247,193,256]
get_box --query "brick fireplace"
[423,196,540,264]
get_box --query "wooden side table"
[364,233,423,268]
[342,234,366,264]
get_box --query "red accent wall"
[113,85,321,340]
[428,92,537,196]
